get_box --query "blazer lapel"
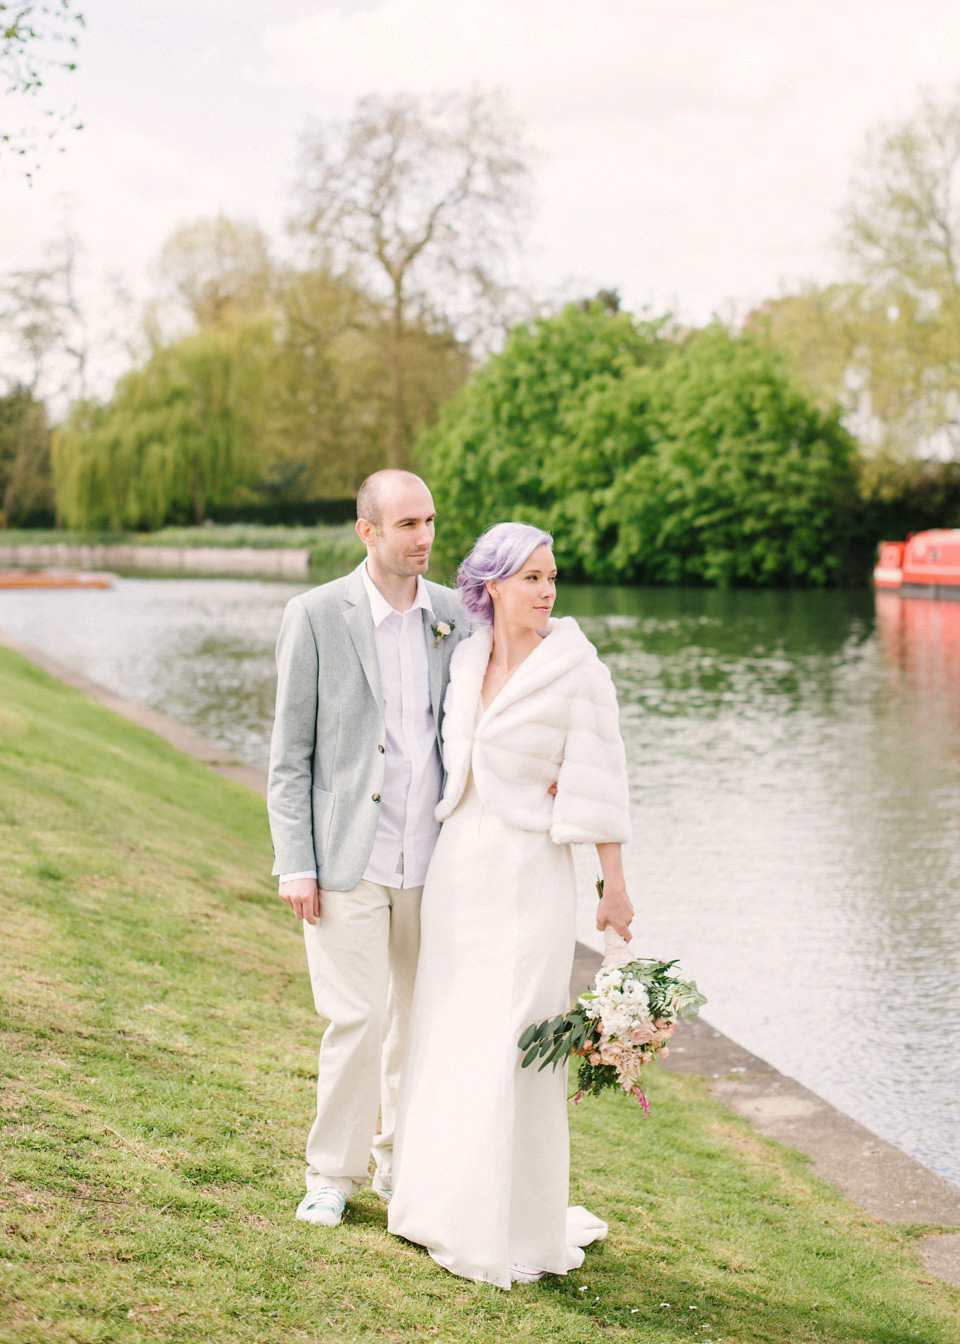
[423,609,444,725]
[342,569,383,709]
[453,626,493,729]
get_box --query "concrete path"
[4,626,959,1289]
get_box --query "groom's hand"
[596,883,634,942]
[279,878,320,925]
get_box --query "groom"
[267,470,466,1228]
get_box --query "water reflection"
[562,586,959,1185]
[0,578,957,1183]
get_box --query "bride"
[387,522,635,1288]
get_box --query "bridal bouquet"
[518,881,706,1114]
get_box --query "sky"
[2,0,960,396]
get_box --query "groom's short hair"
[356,469,429,528]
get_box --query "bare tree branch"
[291,88,534,466]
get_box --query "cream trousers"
[303,878,422,1196]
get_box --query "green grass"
[1,645,958,1343]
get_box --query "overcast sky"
[2,0,960,391]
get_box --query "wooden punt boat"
[0,569,113,590]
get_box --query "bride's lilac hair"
[457,521,554,625]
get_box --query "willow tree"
[291,89,532,468]
[52,316,276,529]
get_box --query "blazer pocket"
[310,786,336,863]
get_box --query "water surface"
[2,578,957,1183]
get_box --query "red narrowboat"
[873,530,960,599]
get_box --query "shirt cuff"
[278,870,318,887]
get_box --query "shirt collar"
[359,560,434,627]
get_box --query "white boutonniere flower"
[431,619,455,648]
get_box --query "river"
[1,576,958,1184]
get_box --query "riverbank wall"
[0,542,310,578]
[2,624,959,1294]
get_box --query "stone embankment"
[0,542,310,578]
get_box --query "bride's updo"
[457,521,554,625]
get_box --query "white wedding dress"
[387,699,608,1288]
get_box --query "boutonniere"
[431,619,455,648]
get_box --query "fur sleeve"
[550,655,631,845]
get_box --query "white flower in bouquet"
[518,879,706,1114]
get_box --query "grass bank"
[0,523,365,573]
[1,646,958,1344]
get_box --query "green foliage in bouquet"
[519,879,706,1110]
[518,1006,594,1073]
[517,958,704,1075]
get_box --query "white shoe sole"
[295,1208,343,1227]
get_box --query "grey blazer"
[267,565,468,891]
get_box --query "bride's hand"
[596,882,634,942]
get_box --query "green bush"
[421,306,860,586]
[420,303,670,575]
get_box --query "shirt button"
[372,793,381,803]
[378,744,385,753]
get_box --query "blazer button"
[372,793,381,803]
[378,744,385,753]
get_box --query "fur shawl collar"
[436,615,631,845]
[445,616,597,722]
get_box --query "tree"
[52,316,277,529]
[268,265,372,500]
[606,327,859,586]
[422,307,859,586]
[764,90,960,458]
[841,91,960,455]
[842,90,960,306]
[268,262,468,498]
[750,91,960,461]
[0,384,53,526]
[1,1,84,177]
[292,89,532,467]
[0,222,90,402]
[746,286,863,415]
[420,302,672,575]
[153,214,275,332]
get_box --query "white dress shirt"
[279,561,442,890]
